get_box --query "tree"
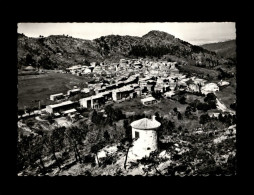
[152,91,163,100]
[25,54,35,66]
[32,135,47,174]
[124,140,134,170]
[177,112,183,120]
[43,128,67,170]
[18,109,25,116]
[91,142,105,167]
[104,130,110,141]
[230,102,236,111]
[66,126,88,163]
[199,114,210,124]
[204,93,216,102]
[123,119,132,141]
[179,96,186,104]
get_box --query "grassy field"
[178,65,219,82]
[112,97,188,116]
[18,73,90,109]
[216,77,236,109]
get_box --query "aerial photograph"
[17,22,236,176]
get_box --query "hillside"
[17,30,229,69]
[201,40,236,61]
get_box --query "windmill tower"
[129,115,161,159]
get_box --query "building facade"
[130,116,161,159]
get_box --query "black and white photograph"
[17,22,237,176]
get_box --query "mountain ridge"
[200,40,236,61]
[17,30,229,69]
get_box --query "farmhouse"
[61,108,77,116]
[46,100,77,114]
[81,88,90,93]
[201,83,219,95]
[50,93,64,101]
[67,88,81,96]
[141,96,157,105]
[112,85,134,101]
[24,66,36,71]
[79,94,105,109]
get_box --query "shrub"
[199,114,210,124]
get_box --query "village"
[17,57,236,176]
[18,58,233,122]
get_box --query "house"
[84,68,92,74]
[141,96,157,105]
[61,108,77,116]
[66,65,82,73]
[81,88,90,93]
[24,66,36,71]
[218,80,230,87]
[201,83,219,95]
[46,101,77,114]
[112,85,134,101]
[154,84,164,93]
[67,88,81,96]
[164,91,175,98]
[79,94,105,109]
[50,93,64,101]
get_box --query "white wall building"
[130,116,161,159]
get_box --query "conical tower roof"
[130,117,161,130]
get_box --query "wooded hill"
[17,30,230,69]
[201,40,236,63]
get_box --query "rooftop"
[113,85,134,93]
[61,108,77,115]
[48,100,74,109]
[131,117,161,130]
[141,96,156,102]
[50,93,63,97]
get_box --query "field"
[112,97,188,116]
[216,77,236,109]
[18,73,90,110]
[178,64,219,81]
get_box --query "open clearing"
[18,73,89,109]
[216,78,236,109]
[178,65,219,81]
[112,97,188,116]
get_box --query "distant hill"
[17,30,229,70]
[201,40,236,62]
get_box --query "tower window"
[135,131,139,139]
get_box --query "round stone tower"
[130,115,161,159]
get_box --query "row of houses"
[46,74,140,114]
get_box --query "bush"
[230,102,236,111]
[179,96,186,104]
[199,114,210,124]
[204,93,216,102]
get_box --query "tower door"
[135,131,140,139]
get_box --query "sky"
[17,22,236,45]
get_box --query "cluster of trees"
[185,105,197,118]
[151,91,163,100]
[17,126,89,175]
[188,93,217,112]
[25,54,36,67]
[217,68,234,79]
[230,102,236,111]
[129,45,175,58]
[91,105,125,126]
[154,112,175,138]
[199,112,236,125]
